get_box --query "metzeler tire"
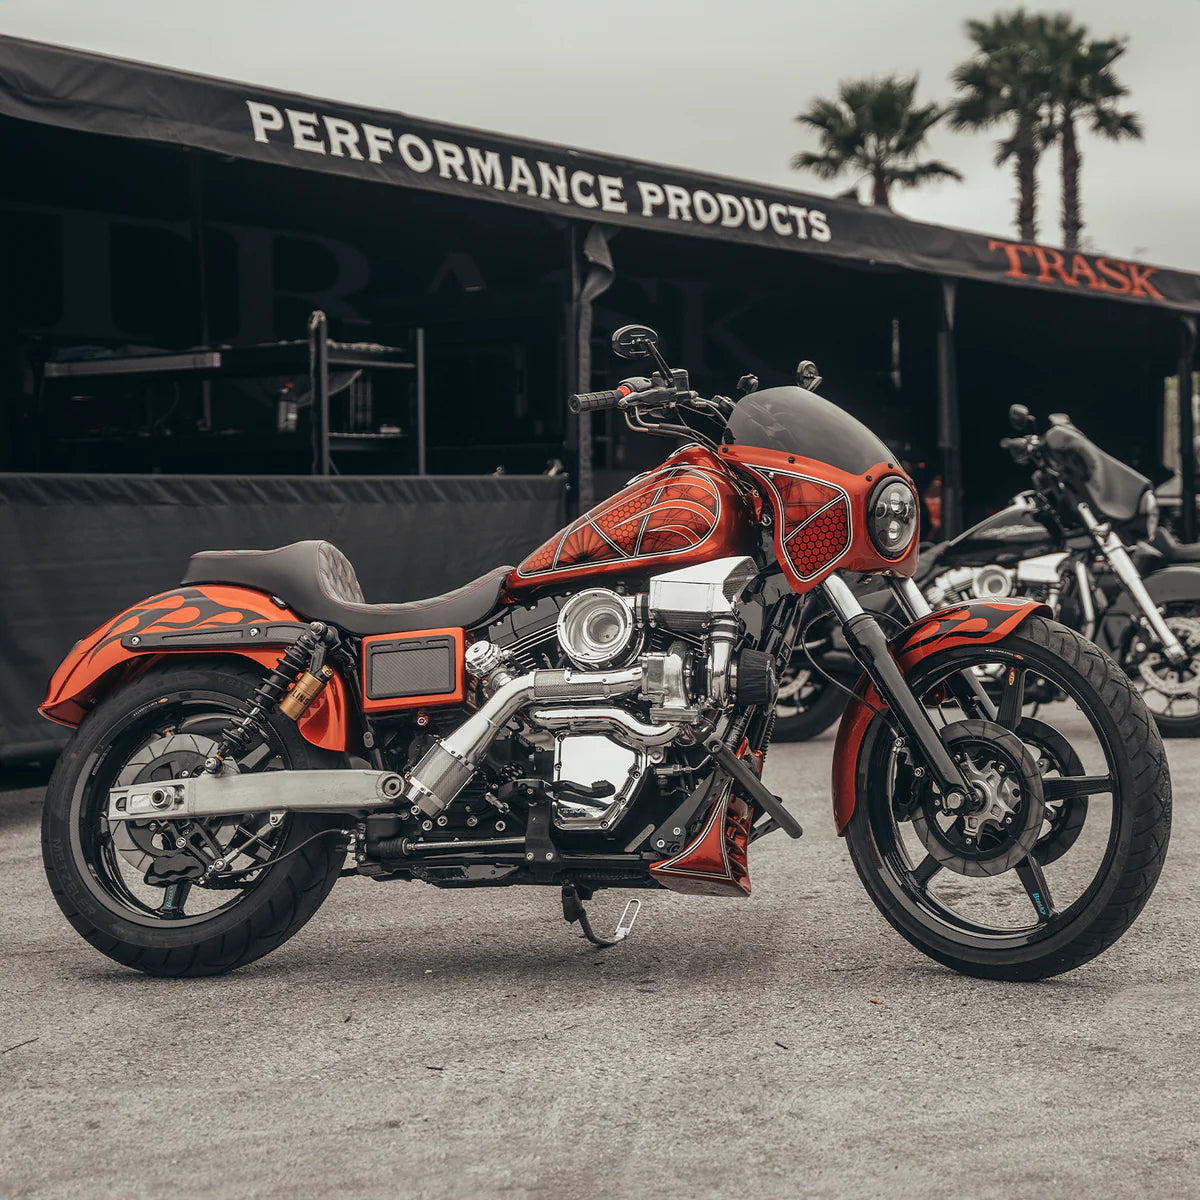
[843,617,1171,981]
[42,660,347,978]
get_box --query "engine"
[396,556,774,836]
[925,564,1017,609]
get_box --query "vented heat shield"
[361,627,465,712]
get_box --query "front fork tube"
[1078,503,1187,665]
[822,575,971,808]
[889,577,997,721]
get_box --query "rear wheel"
[42,660,347,977]
[843,617,1171,980]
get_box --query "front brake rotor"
[1132,616,1200,698]
[909,720,1045,878]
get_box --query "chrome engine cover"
[552,732,649,831]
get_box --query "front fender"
[39,585,351,753]
[830,599,1050,834]
[1097,564,1200,652]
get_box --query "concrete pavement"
[1,724,1197,1200]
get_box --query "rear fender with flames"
[830,599,1050,833]
[40,585,350,752]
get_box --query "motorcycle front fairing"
[1043,420,1151,525]
[720,386,920,591]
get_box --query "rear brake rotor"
[113,733,237,882]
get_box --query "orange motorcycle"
[40,326,1170,980]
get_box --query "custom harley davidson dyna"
[40,327,1171,981]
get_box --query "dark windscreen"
[1043,421,1149,521]
[722,386,894,475]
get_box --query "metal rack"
[41,311,426,475]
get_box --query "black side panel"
[0,472,565,763]
[365,636,456,700]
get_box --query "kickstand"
[561,883,640,949]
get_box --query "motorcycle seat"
[1152,527,1200,564]
[181,540,512,635]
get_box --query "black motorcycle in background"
[778,404,1200,739]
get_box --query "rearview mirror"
[612,324,659,360]
[1008,403,1034,432]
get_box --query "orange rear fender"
[39,585,352,753]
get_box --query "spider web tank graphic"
[513,450,744,583]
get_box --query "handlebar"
[568,386,631,414]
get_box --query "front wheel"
[844,617,1171,981]
[42,660,348,977]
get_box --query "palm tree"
[950,10,1053,241]
[1039,14,1142,250]
[791,75,962,209]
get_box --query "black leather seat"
[181,540,512,635]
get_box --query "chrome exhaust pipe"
[406,666,645,816]
[106,769,403,823]
[528,705,680,748]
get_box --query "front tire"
[843,617,1171,981]
[42,660,347,977]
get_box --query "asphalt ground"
[1,719,1197,1200]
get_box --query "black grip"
[569,388,627,413]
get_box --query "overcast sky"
[4,0,1198,269]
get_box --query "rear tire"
[42,660,347,977]
[844,617,1171,981]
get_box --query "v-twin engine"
[402,557,767,829]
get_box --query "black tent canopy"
[3,33,1200,315]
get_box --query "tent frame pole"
[1180,315,1197,543]
[936,277,963,539]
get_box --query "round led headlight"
[556,588,637,668]
[868,477,918,559]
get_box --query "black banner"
[0,472,566,763]
[3,35,1199,314]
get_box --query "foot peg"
[561,883,640,948]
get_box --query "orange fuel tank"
[507,445,756,594]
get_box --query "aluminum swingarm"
[105,768,404,823]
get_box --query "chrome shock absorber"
[204,622,339,774]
